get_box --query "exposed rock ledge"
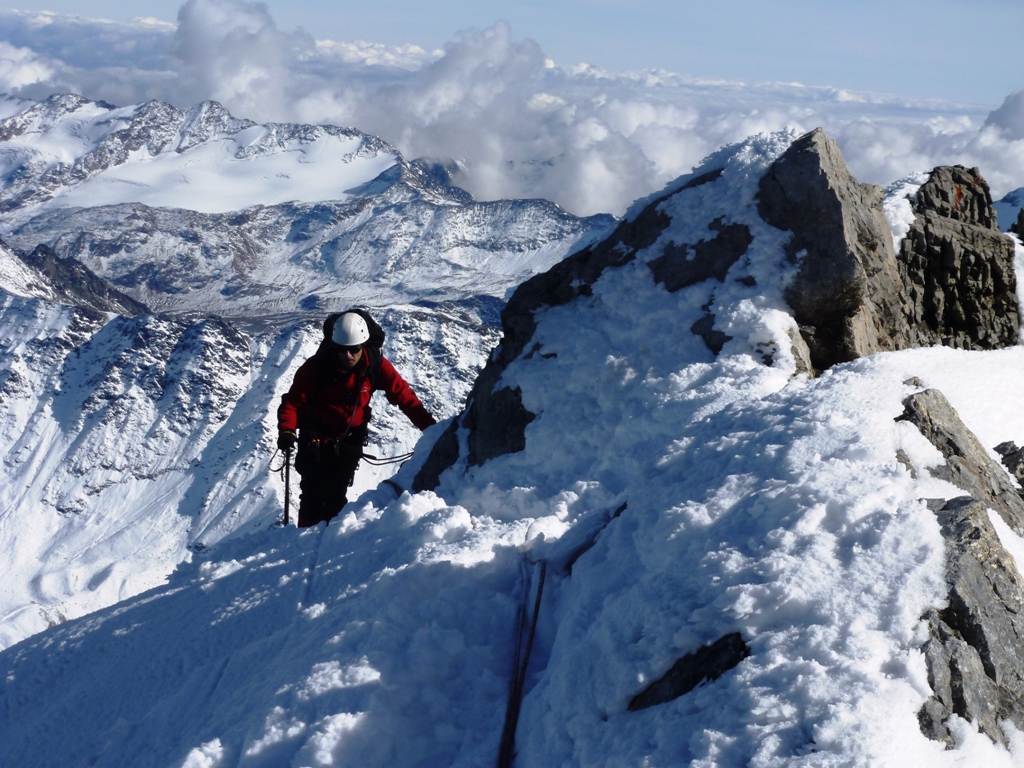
[758,131,1017,373]
[899,388,1024,747]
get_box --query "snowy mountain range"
[2,93,1024,767]
[0,94,614,314]
[0,93,611,649]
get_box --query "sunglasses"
[336,345,362,355]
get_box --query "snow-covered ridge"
[0,239,50,300]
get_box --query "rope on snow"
[497,557,547,768]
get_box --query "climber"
[276,310,436,527]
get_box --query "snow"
[0,303,495,650]
[883,172,929,250]
[0,101,401,215]
[0,96,614,317]
[50,130,399,213]
[3,129,1024,766]
[994,187,1024,232]
[0,240,50,300]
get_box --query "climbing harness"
[498,557,547,768]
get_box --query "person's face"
[336,345,363,370]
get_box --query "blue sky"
[3,0,1021,104]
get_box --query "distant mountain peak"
[0,93,404,220]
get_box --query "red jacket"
[278,350,435,435]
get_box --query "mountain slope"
[0,94,396,220]
[0,293,499,649]
[0,94,611,650]
[0,94,616,315]
[3,129,1024,767]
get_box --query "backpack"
[318,308,386,390]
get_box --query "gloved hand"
[278,430,297,452]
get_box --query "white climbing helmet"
[332,312,370,347]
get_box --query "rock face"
[918,497,1024,749]
[1012,208,1024,240]
[898,166,1018,350]
[995,441,1024,493]
[19,243,149,317]
[757,129,909,372]
[899,389,1024,535]
[757,131,1018,373]
[898,389,1024,747]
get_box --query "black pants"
[294,426,367,527]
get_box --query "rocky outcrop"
[995,441,1024,496]
[19,244,149,317]
[757,129,910,372]
[897,388,1024,747]
[627,633,750,712]
[757,131,1018,373]
[918,497,1024,749]
[899,389,1024,534]
[897,166,1018,350]
[1011,208,1024,240]
[648,216,752,293]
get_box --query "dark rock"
[898,388,1024,534]
[465,385,536,467]
[627,633,750,711]
[648,217,753,293]
[897,166,1018,350]
[757,128,907,373]
[19,244,149,317]
[896,388,1024,746]
[918,498,1024,748]
[411,420,462,493]
[994,441,1024,494]
[691,314,731,355]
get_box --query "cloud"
[0,1,1022,216]
[171,0,315,116]
[985,90,1024,141]
[0,41,55,90]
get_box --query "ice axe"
[283,446,293,526]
